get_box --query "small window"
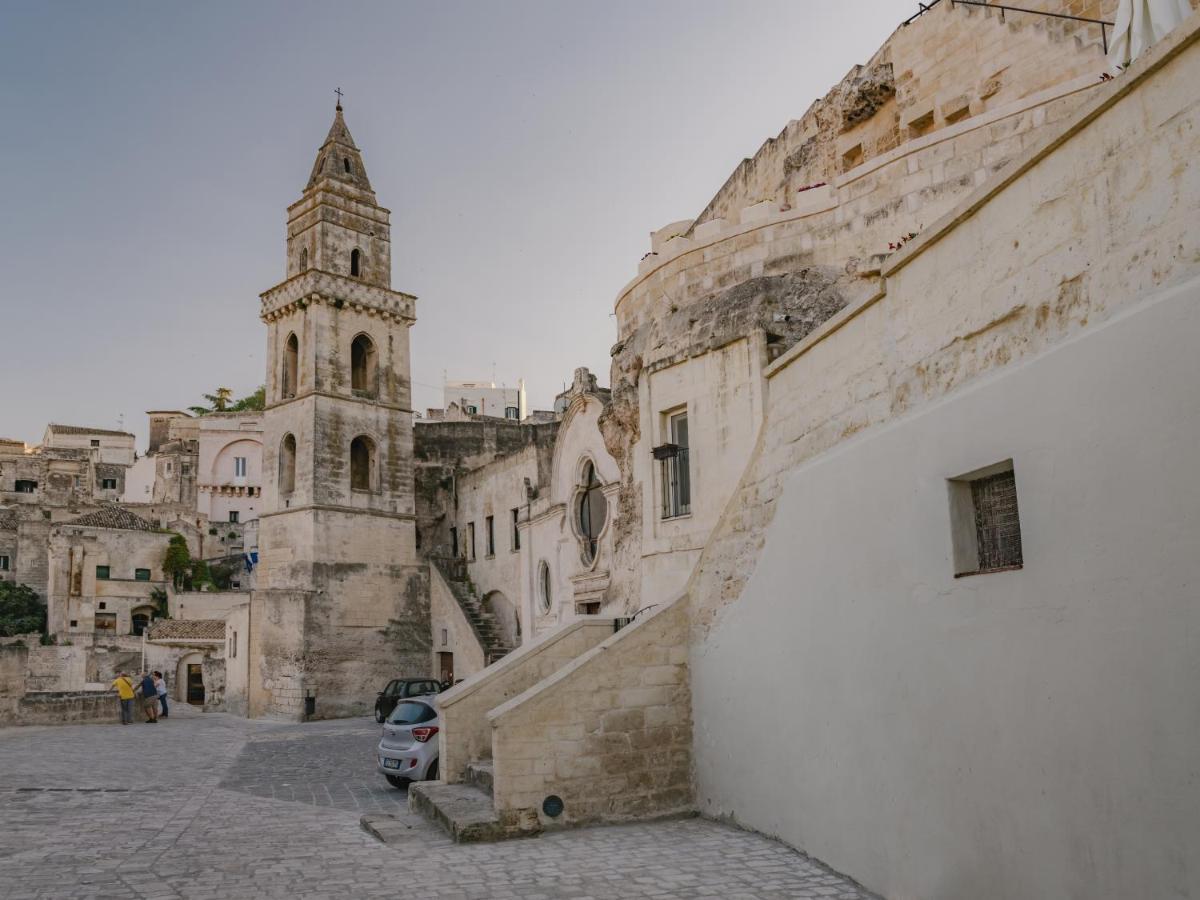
[181,464,190,476]
[343,157,351,174]
[0,555,9,571]
[90,439,100,447]
[279,433,297,496]
[659,411,691,519]
[505,406,519,420]
[350,248,361,277]
[465,405,478,415]
[467,522,476,561]
[229,511,239,524]
[98,602,106,610]
[101,478,117,490]
[134,568,151,581]
[450,526,459,558]
[538,560,552,613]
[234,457,247,477]
[299,247,308,271]
[14,480,37,493]
[166,463,173,474]
[511,508,520,551]
[282,333,299,398]
[69,619,78,628]
[440,627,448,647]
[485,515,495,557]
[95,565,110,580]
[350,435,375,491]
[350,333,377,396]
[949,461,1024,577]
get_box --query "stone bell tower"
[251,100,429,720]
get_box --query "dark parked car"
[375,678,443,722]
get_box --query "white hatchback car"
[377,697,440,787]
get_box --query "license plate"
[383,758,402,769]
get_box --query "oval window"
[538,560,552,613]
[576,461,607,564]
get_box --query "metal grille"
[972,470,1023,571]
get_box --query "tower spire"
[305,95,372,193]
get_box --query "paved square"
[0,707,874,899]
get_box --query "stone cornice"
[263,389,413,415]
[259,503,416,523]
[259,269,416,324]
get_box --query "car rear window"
[386,701,436,725]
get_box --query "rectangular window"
[511,508,520,551]
[230,631,237,658]
[505,406,519,420]
[14,480,37,493]
[182,463,190,476]
[0,556,9,571]
[440,628,448,647]
[234,457,247,477]
[450,526,459,558]
[467,522,476,560]
[465,405,478,415]
[485,515,494,556]
[95,565,110,580]
[229,511,239,524]
[134,568,151,581]
[949,461,1024,577]
[90,439,100,447]
[660,411,691,519]
[101,478,117,490]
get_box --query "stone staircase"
[409,761,538,843]
[429,556,512,664]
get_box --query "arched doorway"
[177,652,205,706]
[481,590,520,648]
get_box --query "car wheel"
[375,706,385,724]
[385,774,408,789]
[426,759,439,781]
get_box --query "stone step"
[408,781,539,843]
[466,760,494,796]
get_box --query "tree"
[189,385,263,415]
[162,534,192,590]
[0,582,46,637]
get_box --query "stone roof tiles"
[69,506,159,532]
[147,619,225,642]
[47,424,134,438]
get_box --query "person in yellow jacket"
[111,672,135,725]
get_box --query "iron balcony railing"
[902,0,1114,55]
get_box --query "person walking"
[153,671,169,719]
[136,672,159,723]
[111,672,135,725]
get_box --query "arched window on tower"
[279,433,297,497]
[350,435,376,492]
[282,333,299,399]
[350,333,378,397]
[350,248,361,278]
[299,247,308,271]
[343,157,351,174]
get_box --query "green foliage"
[162,534,192,589]
[188,385,264,416]
[189,560,211,591]
[149,587,170,620]
[208,561,237,591]
[0,582,46,637]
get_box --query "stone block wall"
[4,690,120,726]
[24,644,86,692]
[488,597,692,828]
[437,618,614,783]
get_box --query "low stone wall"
[487,597,692,828]
[437,618,614,783]
[1,690,121,726]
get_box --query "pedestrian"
[111,672,135,725]
[153,671,169,719]
[136,671,159,723]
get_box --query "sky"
[0,0,904,449]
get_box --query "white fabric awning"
[1108,0,1194,69]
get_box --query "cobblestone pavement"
[0,706,875,899]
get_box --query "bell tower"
[251,99,429,720]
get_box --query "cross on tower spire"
[334,87,344,110]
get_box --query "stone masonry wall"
[437,618,614,783]
[488,597,692,828]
